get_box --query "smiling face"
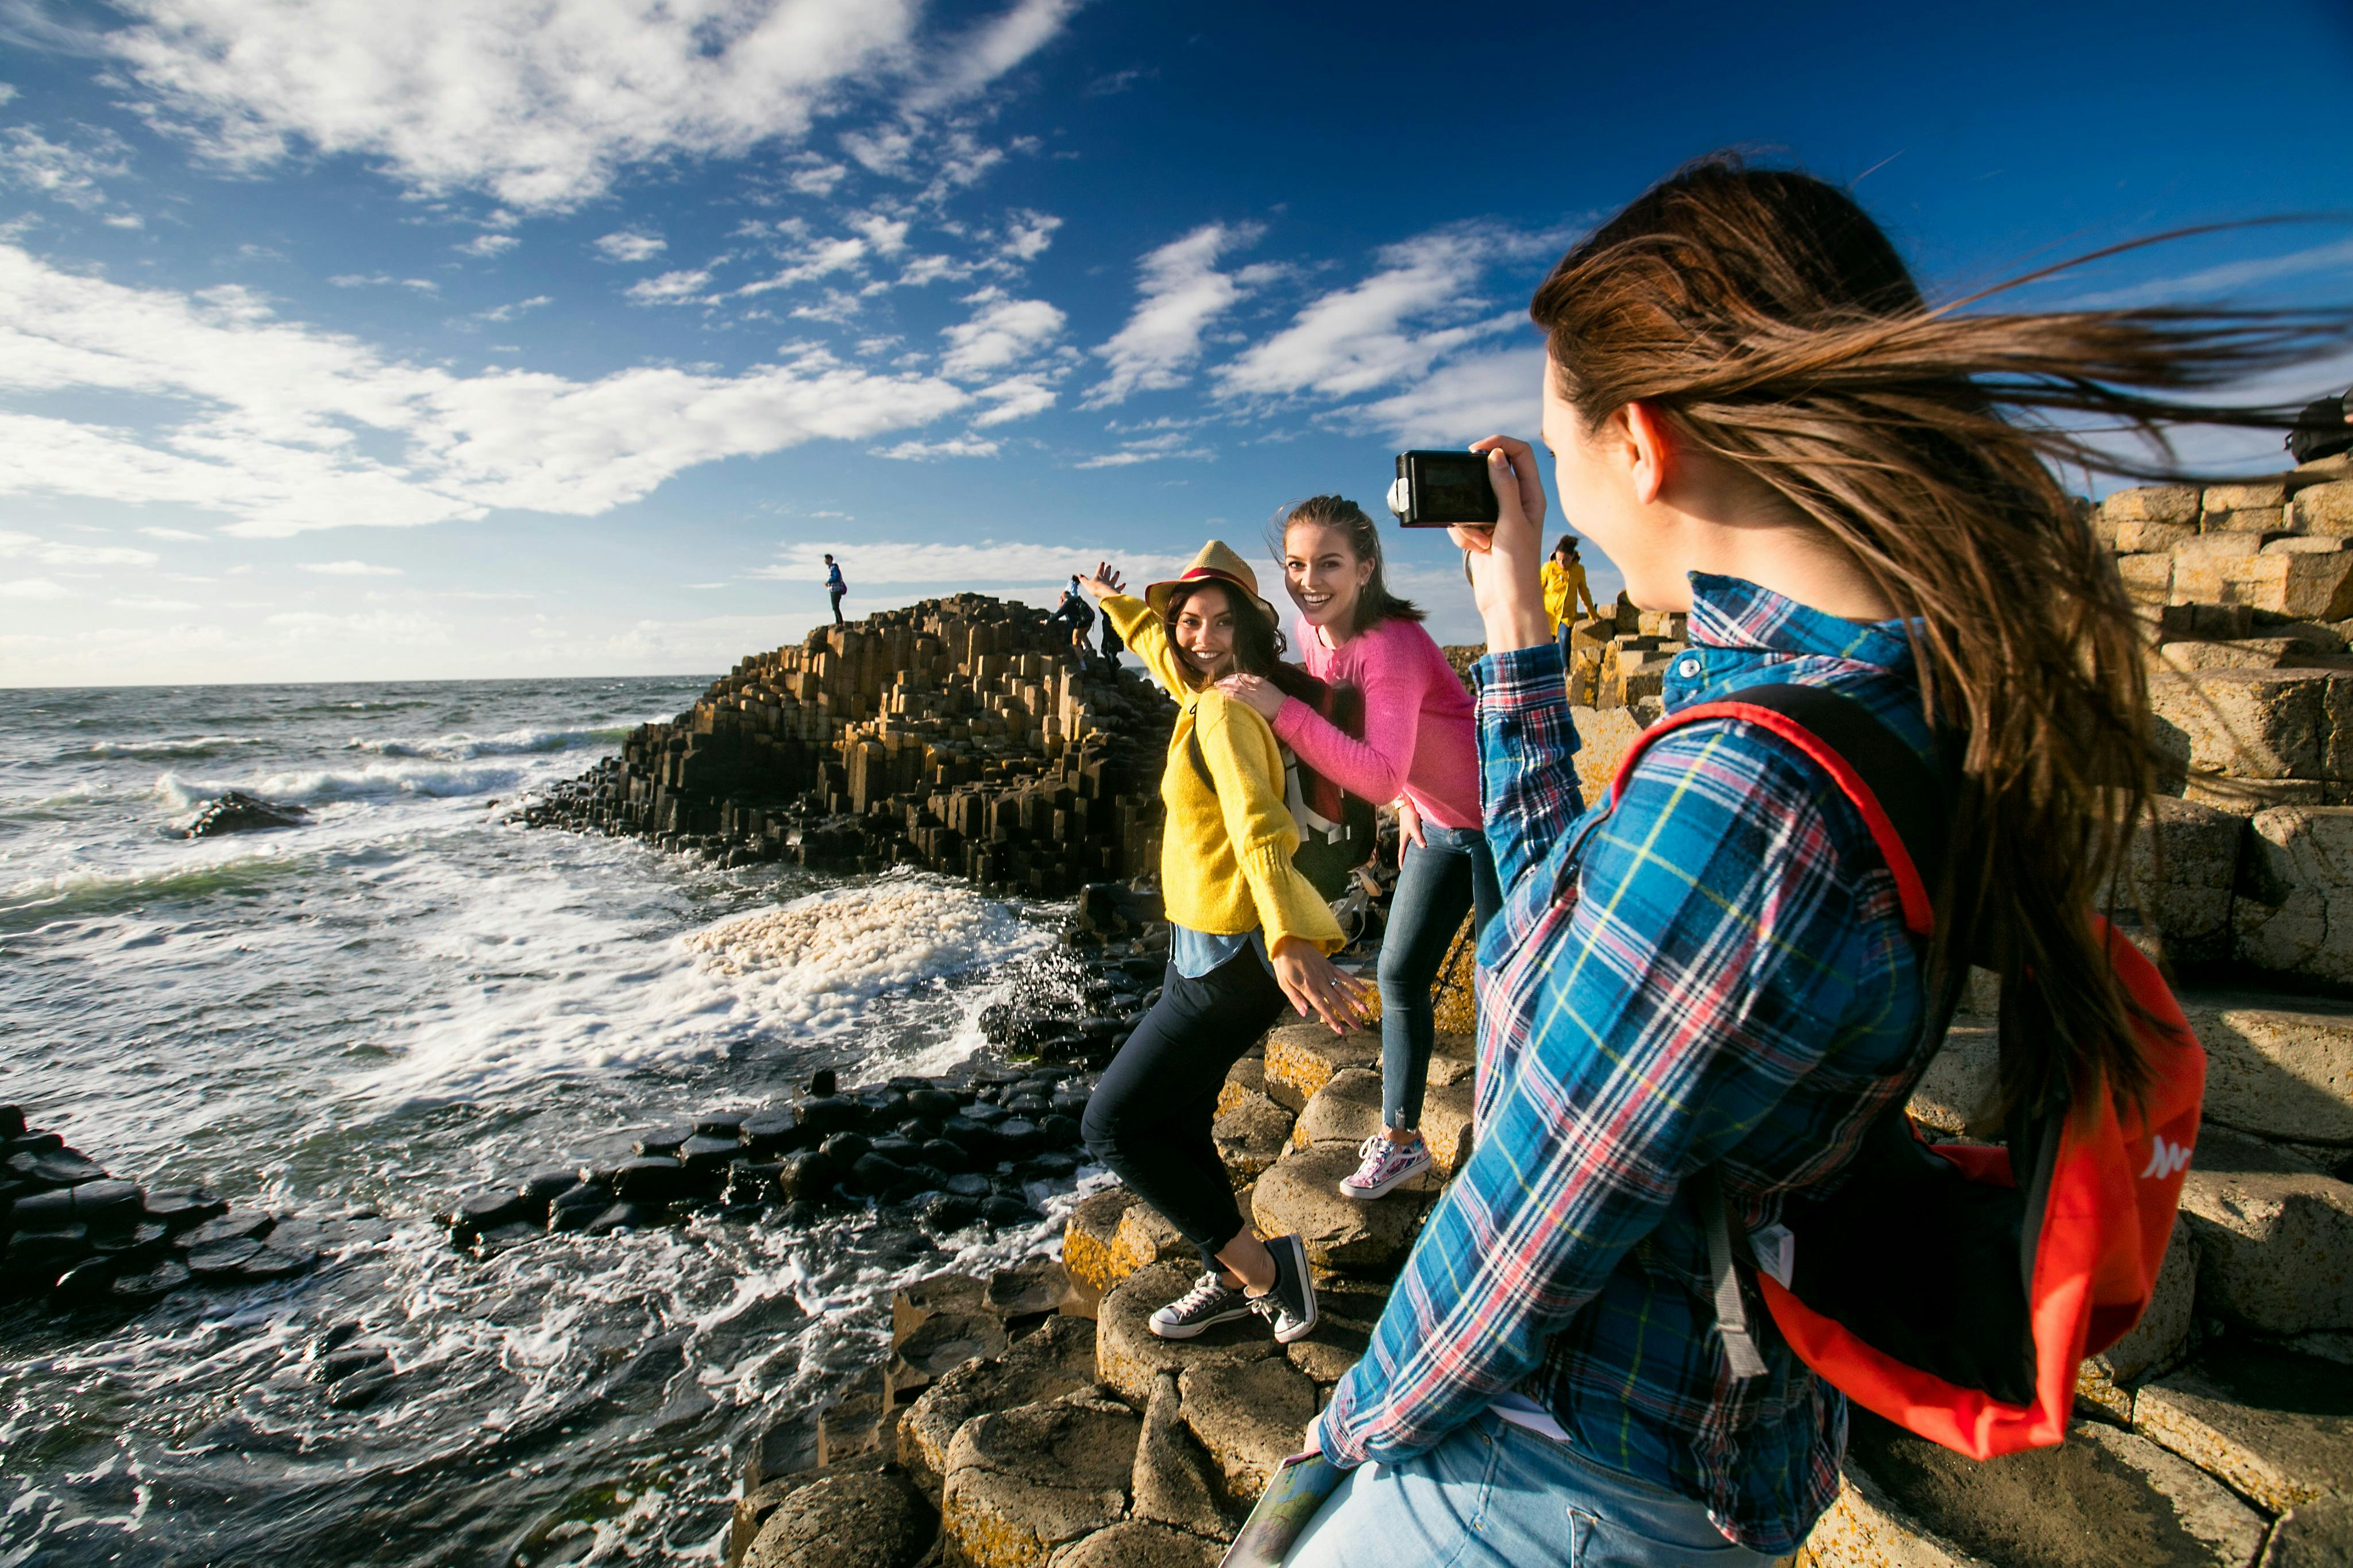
[1170,582,1237,682]
[1282,521,1375,638]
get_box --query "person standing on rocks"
[1289,156,2331,1568]
[823,553,847,625]
[1077,542,1372,1349]
[1216,495,1493,1202]
[1540,533,1597,656]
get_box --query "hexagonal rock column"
[1214,1055,1268,1119]
[889,1309,1012,1405]
[1109,1202,1191,1282]
[1064,1187,1143,1297]
[2257,1497,2353,1568]
[904,1314,1102,1499]
[2134,1342,2353,1516]
[1129,1371,1232,1540]
[2074,1224,2199,1422]
[1262,1024,1378,1113]
[2174,989,2353,1146]
[1094,1261,1276,1407]
[1176,1355,1318,1507]
[1251,1144,1432,1274]
[1044,1520,1222,1567]
[941,1387,1141,1568]
[1213,1092,1294,1187]
[742,1470,938,1568]
[2174,1130,2353,1337]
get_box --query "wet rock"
[942,1116,1002,1165]
[680,1134,742,1172]
[141,1187,227,1231]
[741,1109,801,1154]
[797,1095,863,1137]
[181,790,308,837]
[696,1111,750,1139]
[1094,1261,1276,1407]
[16,1150,105,1187]
[887,1308,1011,1405]
[940,1387,1140,1568]
[923,1138,972,1173]
[870,1136,924,1165]
[922,1194,985,1232]
[778,1152,835,1204]
[808,1069,839,1098]
[997,1119,1042,1160]
[742,1469,936,1568]
[11,1179,135,1231]
[1176,1357,1316,1507]
[548,1181,613,1231]
[516,1169,577,1214]
[91,1221,169,1266]
[0,1105,21,1139]
[634,1130,689,1158]
[614,1157,695,1205]
[182,1210,273,1248]
[849,1153,909,1199]
[1129,1371,1229,1539]
[586,1202,660,1235]
[50,1256,121,1305]
[982,1195,1037,1227]
[824,1131,875,1167]
[908,1088,961,1123]
[109,1258,192,1305]
[1251,1143,1432,1274]
[7,1223,91,1281]
[2135,1341,2353,1514]
[238,1244,318,1281]
[325,1369,397,1411]
[1021,1152,1082,1182]
[183,1237,264,1279]
[320,1343,393,1384]
[1062,1187,1143,1297]
[902,1314,1102,1499]
[450,1188,531,1242]
[724,1161,782,1208]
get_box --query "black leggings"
[1081,948,1290,1264]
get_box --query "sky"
[1,0,2350,688]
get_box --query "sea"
[0,675,1100,1568]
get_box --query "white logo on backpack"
[2139,1136,2192,1180]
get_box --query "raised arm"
[1098,594,1193,701]
[1267,655,1422,805]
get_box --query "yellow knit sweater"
[1103,594,1342,955]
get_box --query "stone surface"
[1831,1409,2267,1568]
[1261,1025,1378,1114]
[940,1388,1140,1568]
[1798,1464,1989,1567]
[1129,1371,1229,1539]
[2236,808,2353,987]
[2135,1342,2353,1515]
[1063,1187,1142,1297]
[1214,1057,1266,1121]
[1210,1092,1293,1187]
[2175,1130,2353,1335]
[1093,1261,1275,1407]
[742,1469,936,1568]
[1176,1356,1317,1507]
[902,1314,1101,1498]
[1108,1203,1190,1284]
[1417,1081,1476,1179]
[2109,485,2203,526]
[894,1270,990,1343]
[1289,1068,1384,1152]
[888,1308,1012,1405]
[2148,667,2353,786]
[2260,1497,2353,1567]
[1251,1144,1431,1274]
[1907,1026,1999,1138]
[2076,1223,2200,1421]
[2178,990,2353,1145]
[1044,1520,1221,1568]
[2296,482,2353,538]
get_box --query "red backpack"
[1607,683,2206,1461]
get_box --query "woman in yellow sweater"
[1079,542,1371,1345]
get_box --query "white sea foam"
[65,735,272,760]
[155,760,524,808]
[344,723,634,762]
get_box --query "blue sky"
[1,0,2349,687]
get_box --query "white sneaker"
[1339,1134,1433,1199]
[1149,1270,1253,1339]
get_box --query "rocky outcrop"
[521,594,1174,897]
[176,789,308,837]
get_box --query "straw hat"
[1144,540,1280,625]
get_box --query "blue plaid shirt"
[1318,574,1943,1556]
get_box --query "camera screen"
[1415,453,1496,523]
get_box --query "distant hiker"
[1287,155,2312,1568]
[1540,533,1598,656]
[823,554,847,625]
[1098,605,1125,669]
[1049,574,1096,652]
[1078,543,1370,1349]
[1217,495,1492,1204]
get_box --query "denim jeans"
[1288,1412,1787,1568]
[1376,822,1500,1130]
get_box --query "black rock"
[977,1067,1029,1090]
[1005,1094,1050,1118]
[320,1345,392,1384]
[182,1211,273,1248]
[807,1068,838,1098]
[722,1162,781,1208]
[819,1131,871,1165]
[994,1119,1042,1159]
[905,1088,959,1123]
[0,1105,22,1139]
[938,1116,999,1163]
[110,1258,191,1303]
[239,1245,318,1281]
[452,1189,531,1241]
[51,1256,120,1305]
[91,1222,169,1267]
[7,1225,90,1281]
[184,1238,264,1278]
[142,1187,227,1231]
[585,1202,658,1235]
[943,1173,993,1200]
[614,1157,693,1204]
[314,1322,361,1355]
[74,1179,144,1227]
[919,1138,970,1174]
[677,1134,740,1172]
[547,1182,611,1233]
[1024,1065,1079,1085]
[632,1129,689,1159]
[969,1085,1001,1106]
[517,1170,578,1213]
[886,1076,932,1095]
[776,1151,834,1204]
[846,1153,905,1198]
[181,790,308,838]
[962,1102,1009,1127]
[919,1193,983,1231]
[777,1199,821,1227]
[794,1095,862,1137]
[1050,1088,1091,1119]
[978,1003,1016,1044]
[1037,1114,1083,1151]
[6,1187,78,1230]
[694,1111,748,1139]
[868,1136,923,1165]
[24,1152,105,1187]
[5,1130,62,1156]
[981,1195,1036,1227]
[856,1090,910,1125]
[1020,1150,1082,1181]
[325,1370,396,1411]
[739,1109,799,1154]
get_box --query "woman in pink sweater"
[1219,495,1497,1200]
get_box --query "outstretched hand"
[1079,561,1126,600]
[1213,673,1287,720]
[1270,936,1374,1035]
[1450,438,1553,654]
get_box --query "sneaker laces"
[1170,1271,1237,1315]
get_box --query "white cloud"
[785,156,849,196]
[940,288,1064,379]
[458,232,520,258]
[0,243,971,535]
[106,0,1080,212]
[1354,344,1545,444]
[739,234,870,296]
[2060,235,2353,311]
[594,228,666,263]
[0,528,161,567]
[998,208,1060,264]
[301,559,402,576]
[970,373,1056,426]
[1071,430,1212,468]
[137,526,210,540]
[330,273,441,292]
[756,538,1202,588]
[473,293,552,322]
[625,268,711,304]
[1218,226,1537,401]
[0,124,133,213]
[851,213,909,255]
[1087,222,1263,407]
[2,577,75,600]
[109,594,200,610]
[873,435,999,460]
[0,87,17,108]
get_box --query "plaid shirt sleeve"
[1316,645,1881,1470]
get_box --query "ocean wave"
[156,760,524,809]
[60,734,272,761]
[0,846,303,921]
[342,723,634,762]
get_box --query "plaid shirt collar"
[1664,571,1917,713]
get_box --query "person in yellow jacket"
[1540,534,1598,656]
[1079,541,1372,1347]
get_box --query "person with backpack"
[1283,157,2289,1567]
[1078,543,1373,1346]
[1216,496,1492,1202]
[823,554,847,626]
[1049,573,1097,654]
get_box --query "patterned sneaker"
[1248,1233,1320,1344]
[1149,1269,1253,1339]
[1339,1134,1433,1200]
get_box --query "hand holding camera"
[1388,439,1553,654]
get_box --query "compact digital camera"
[1386,449,1502,528]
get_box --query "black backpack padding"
[2289,394,2352,465]
[1184,677,1378,903]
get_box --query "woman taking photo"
[1290,156,2329,1566]
[1078,543,1371,1345]
[1217,497,1492,1202]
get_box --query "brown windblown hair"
[1531,155,2350,1125]
[1277,495,1425,637]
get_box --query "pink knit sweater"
[1272,614,1482,831]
